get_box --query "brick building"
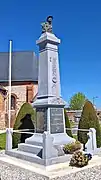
[66,110,82,123]
[0,51,38,129]
[66,109,101,124]
[66,109,101,135]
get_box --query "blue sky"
[0,0,101,108]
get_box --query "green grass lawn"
[0,133,6,150]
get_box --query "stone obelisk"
[26,16,74,145]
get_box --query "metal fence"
[0,127,97,153]
[66,127,89,135]
[0,127,89,135]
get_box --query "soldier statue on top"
[41,16,53,33]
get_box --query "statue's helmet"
[47,16,53,23]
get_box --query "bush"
[69,151,92,167]
[0,133,6,150]
[64,109,72,137]
[63,141,81,154]
[13,103,35,148]
[78,100,101,148]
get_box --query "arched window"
[11,95,16,110]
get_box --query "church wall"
[0,82,38,129]
[0,92,6,129]
[6,84,27,114]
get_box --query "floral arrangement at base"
[69,151,92,168]
[63,141,81,154]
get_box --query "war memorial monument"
[6,16,74,165]
[0,16,101,180]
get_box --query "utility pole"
[93,96,98,107]
[8,40,12,129]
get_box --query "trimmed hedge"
[78,100,101,148]
[13,103,35,148]
[64,109,72,137]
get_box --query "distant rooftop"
[0,51,38,82]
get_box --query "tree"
[64,109,72,137]
[69,92,86,110]
[13,103,35,148]
[77,100,101,148]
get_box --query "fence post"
[6,128,13,151]
[90,128,97,150]
[42,131,58,165]
[85,128,97,152]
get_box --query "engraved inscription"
[52,58,57,94]
[36,108,47,133]
[52,58,57,83]
[50,57,52,62]
[50,108,64,133]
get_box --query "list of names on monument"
[36,108,47,133]
[50,108,64,133]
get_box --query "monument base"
[25,133,75,146]
[6,132,75,166]
[6,149,72,166]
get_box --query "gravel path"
[52,165,101,180]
